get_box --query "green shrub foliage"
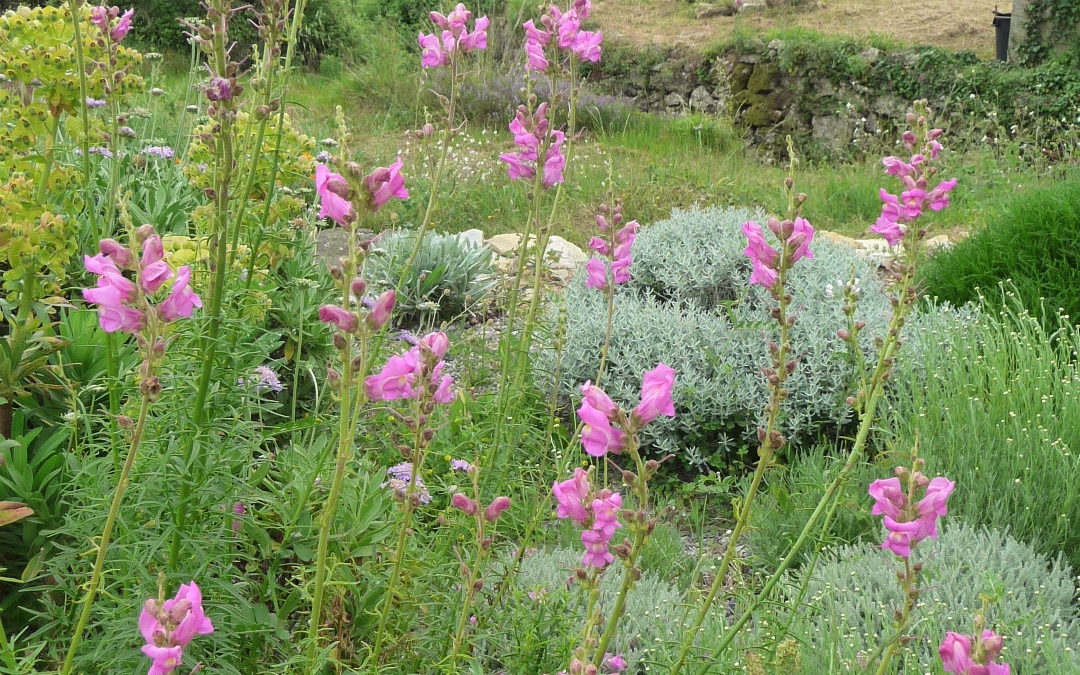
[547,205,893,469]
[790,521,1080,673]
[919,178,1080,326]
[366,230,496,326]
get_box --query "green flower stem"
[670,237,796,675]
[169,0,239,570]
[104,331,121,470]
[67,0,91,186]
[305,224,363,670]
[245,0,308,291]
[446,498,491,671]
[591,440,652,666]
[369,398,431,667]
[59,392,152,675]
[35,111,62,206]
[398,56,458,280]
[683,257,919,675]
[874,557,918,675]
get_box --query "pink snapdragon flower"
[578,395,626,457]
[552,468,591,525]
[499,103,565,187]
[318,304,359,333]
[139,582,214,675]
[420,3,488,67]
[484,495,512,522]
[158,266,202,322]
[633,363,676,425]
[524,3,602,72]
[363,157,409,211]
[365,331,454,403]
[585,208,638,291]
[139,234,172,294]
[314,164,353,225]
[871,121,957,246]
[111,8,134,42]
[939,630,1010,675]
[742,217,815,288]
[870,471,954,558]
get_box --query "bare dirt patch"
[591,0,999,57]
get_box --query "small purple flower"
[86,97,106,108]
[75,146,114,158]
[382,462,432,503]
[144,145,175,159]
[315,151,332,164]
[252,365,283,393]
[449,459,475,473]
[205,76,233,102]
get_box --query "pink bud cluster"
[522,1,602,72]
[499,102,566,187]
[868,471,955,558]
[741,216,814,288]
[585,203,638,291]
[552,468,623,568]
[365,331,454,403]
[577,363,675,457]
[940,630,1010,674]
[82,228,202,334]
[872,123,957,246]
[451,493,512,522]
[138,582,214,675]
[560,651,628,675]
[314,159,409,226]
[419,3,489,68]
[90,6,134,44]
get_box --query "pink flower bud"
[350,278,367,297]
[367,290,395,329]
[318,304,358,333]
[451,493,479,516]
[484,496,511,522]
[98,238,133,268]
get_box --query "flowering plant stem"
[67,0,91,185]
[305,224,365,671]
[169,0,238,570]
[368,396,433,667]
[671,171,801,675]
[680,247,921,675]
[60,393,152,675]
[446,476,493,670]
[874,557,919,675]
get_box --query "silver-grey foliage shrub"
[787,521,1080,673]
[543,205,894,468]
[366,230,495,325]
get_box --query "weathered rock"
[486,233,523,255]
[664,92,685,108]
[545,235,588,267]
[737,52,760,65]
[458,228,484,248]
[746,62,779,93]
[925,234,952,251]
[818,230,863,248]
[695,2,735,19]
[811,114,854,151]
[859,46,882,64]
[689,85,715,111]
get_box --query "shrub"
[365,230,496,326]
[919,178,1080,327]
[887,295,1080,571]
[543,205,895,470]
[787,521,1080,673]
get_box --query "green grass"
[886,296,1080,571]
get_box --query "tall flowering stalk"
[367,331,455,666]
[673,102,957,673]
[868,455,954,673]
[553,364,675,671]
[304,155,406,670]
[170,0,246,569]
[445,465,511,670]
[60,226,202,675]
[671,151,815,673]
[402,3,488,274]
[584,200,638,385]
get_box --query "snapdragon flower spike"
[869,471,955,558]
[91,6,134,44]
[585,205,639,291]
[939,631,1010,675]
[872,117,957,247]
[314,164,354,226]
[499,103,566,187]
[551,468,623,568]
[523,2,602,73]
[82,229,201,333]
[742,216,815,288]
[420,3,489,68]
[365,331,454,403]
[139,582,214,675]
